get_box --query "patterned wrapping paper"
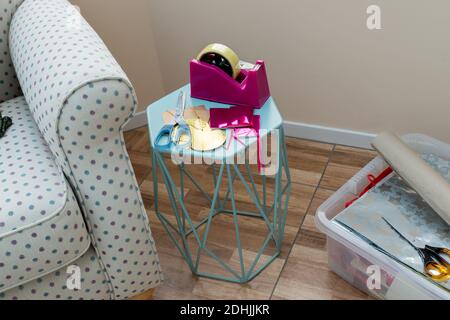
[334,153,450,292]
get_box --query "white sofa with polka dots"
[0,0,163,300]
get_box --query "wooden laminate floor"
[124,127,378,300]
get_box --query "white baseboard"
[125,111,148,132]
[125,112,376,149]
[284,121,376,149]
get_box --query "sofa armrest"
[9,0,163,299]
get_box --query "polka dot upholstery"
[0,0,23,103]
[59,82,163,299]
[0,0,163,299]
[1,247,112,300]
[0,96,91,293]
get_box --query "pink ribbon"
[211,106,265,171]
[225,115,264,172]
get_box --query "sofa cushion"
[0,247,112,300]
[0,97,91,293]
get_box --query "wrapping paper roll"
[372,132,450,226]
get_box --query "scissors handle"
[155,124,175,151]
[426,245,450,259]
[420,248,450,282]
[172,123,192,148]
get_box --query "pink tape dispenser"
[190,43,271,108]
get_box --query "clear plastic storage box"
[315,134,450,300]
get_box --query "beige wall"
[148,0,450,142]
[72,0,450,142]
[72,0,165,112]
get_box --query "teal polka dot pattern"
[1,97,66,233]
[0,0,23,103]
[60,82,163,299]
[0,248,111,300]
[0,96,91,293]
[5,0,163,299]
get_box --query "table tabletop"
[146,84,283,161]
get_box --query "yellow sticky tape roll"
[197,43,241,79]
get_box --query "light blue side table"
[147,84,292,283]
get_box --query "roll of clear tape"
[372,132,450,226]
[197,43,241,79]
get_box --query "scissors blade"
[174,91,186,122]
[382,218,418,249]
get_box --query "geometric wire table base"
[152,127,292,283]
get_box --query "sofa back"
[0,0,23,103]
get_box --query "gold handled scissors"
[382,218,450,283]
